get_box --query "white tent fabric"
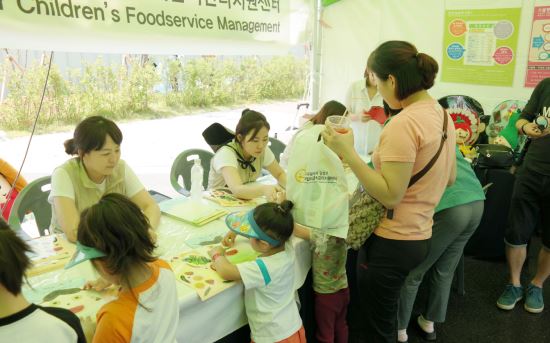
[319,0,538,114]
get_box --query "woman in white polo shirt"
[207,109,286,201]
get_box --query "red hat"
[448,107,479,146]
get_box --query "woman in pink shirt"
[323,41,456,343]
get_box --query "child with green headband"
[209,201,305,343]
[65,193,178,343]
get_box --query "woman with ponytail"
[207,109,286,201]
[322,41,456,343]
[49,116,160,242]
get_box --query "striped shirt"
[0,304,85,343]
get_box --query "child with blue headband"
[209,201,305,343]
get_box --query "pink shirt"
[372,99,456,240]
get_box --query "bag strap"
[408,109,449,187]
[387,109,449,219]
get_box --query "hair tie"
[277,205,284,213]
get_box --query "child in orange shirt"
[66,193,178,343]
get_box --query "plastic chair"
[170,149,214,196]
[268,137,286,163]
[437,95,484,117]
[8,176,52,237]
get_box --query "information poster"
[442,8,521,86]
[525,6,550,87]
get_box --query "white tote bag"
[286,125,349,238]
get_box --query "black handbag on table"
[472,144,514,169]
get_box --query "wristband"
[212,253,222,261]
[521,123,529,135]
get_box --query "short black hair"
[77,194,157,309]
[77,193,156,279]
[0,219,33,295]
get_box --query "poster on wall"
[441,8,521,86]
[525,6,550,87]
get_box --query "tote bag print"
[286,125,349,238]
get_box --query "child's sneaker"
[496,284,523,310]
[524,284,544,314]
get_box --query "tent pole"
[309,0,322,110]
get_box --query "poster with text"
[442,8,521,86]
[525,6,550,87]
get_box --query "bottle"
[190,158,204,201]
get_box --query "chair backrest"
[8,176,52,237]
[268,137,286,163]
[202,123,235,153]
[437,95,484,116]
[170,149,214,196]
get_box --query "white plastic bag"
[286,125,349,239]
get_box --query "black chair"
[268,137,286,162]
[437,95,484,117]
[170,149,214,196]
[465,167,515,259]
[202,123,234,153]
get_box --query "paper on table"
[203,188,257,207]
[160,198,228,226]
[27,235,76,277]
[169,241,259,301]
[23,277,86,304]
[185,232,225,248]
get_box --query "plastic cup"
[326,115,351,134]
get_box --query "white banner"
[0,0,311,55]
